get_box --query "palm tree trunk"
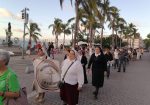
[88,25,93,56]
[71,28,74,47]
[132,37,135,49]
[28,34,32,49]
[87,28,89,46]
[92,29,95,45]
[127,37,129,48]
[112,20,115,49]
[89,25,93,47]
[63,33,65,48]
[112,29,115,49]
[101,27,104,49]
[55,34,58,48]
[115,31,118,47]
[73,0,80,48]
[119,34,122,48]
[130,38,132,48]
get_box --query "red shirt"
[36,43,42,49]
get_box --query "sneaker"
[94,95,98,100]
[93,91,96,95]
[35,94,39,100]
[63,101,67,105]
[37,98,45,103]
[84,81,88,84]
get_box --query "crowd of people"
[0,43,144,105]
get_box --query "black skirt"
[92,69,104,88]
[60,83,79,105]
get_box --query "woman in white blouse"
[60,50,84,105]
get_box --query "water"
[0,39,35,49]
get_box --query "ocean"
[0,38,71,48]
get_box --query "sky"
[0,0,150,43]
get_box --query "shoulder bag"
[58,59,76,89]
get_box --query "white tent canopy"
[78,41,88,45]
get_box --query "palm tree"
[122,26,131,48]
[114,17,126,48]
[132,28,140,48]
[70,23,75,46]
[118,22,126,48]
[48,18,62,48]
[60,0,81,47]
[61,23,71,48]
[5,29,13,47]
[128,23,136,48]
[27,23,41,49]
[108,6,119,49]
[98,0,110,48]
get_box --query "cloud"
[0,8,13,17]
[0,8,34,23]
[13,28,23,33]
[0,8,23,21]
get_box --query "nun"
[87,46,107,99]
[60,50,84,105]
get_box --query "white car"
[0,49,15,56]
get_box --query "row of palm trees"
[48,18,71,48]
[26,0,141,49]
[58,0,140,49]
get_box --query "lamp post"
[21,8,29,59]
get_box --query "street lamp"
[21,8,29,59]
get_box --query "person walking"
[50,42,55,59]
[113,49,119,69]
[32,48,47,103]
[47,42,51,57]
[0,50,20,105]
[104,48,113,79]
[87,47,107,99]
[132,49,137,61]
[80,51,88,84]
[118,49,126,72]
[60,50,84,105]
[137,48,141,60]
[64,48,70,60]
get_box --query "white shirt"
[114,51,119,59]
[61,59,84,87]
[128,50,131,54]
[95,53,100,57]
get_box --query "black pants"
[47,50,50,57]
[83,65,88,84]
[114,59,119,69]
[106,64,110,78]
[118,60,126,72]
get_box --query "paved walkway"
[9,53,150,105]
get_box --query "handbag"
[3,73,29,105]
[57,59,76,89]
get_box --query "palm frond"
[33,32,42,36]
[25,33,29,36]
[60,0,64,9]
[48,24,54,28]
[67,17,75,24]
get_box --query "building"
[122,37,144,48]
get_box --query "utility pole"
[21,8,29,59]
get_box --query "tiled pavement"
[9,53,150,105]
